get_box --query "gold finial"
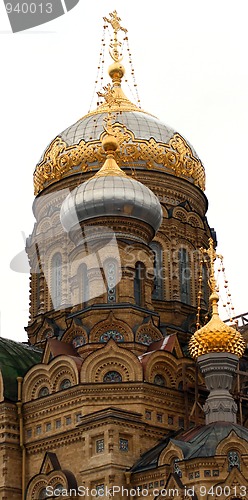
[92,113,127,179]
[103,10,127,63]
[103,10,127,86]
[201,238,222,296]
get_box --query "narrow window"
[150,242,163,300]
[96,438,104,453]
[228,450,240,471]
[55,419,61,429]
[78,263,89,306]
[178,248,191,304]
[106,260,117,303]
[119,438,129,451]
[134,262,145,306]
[51,252,62,310]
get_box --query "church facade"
[1,11,248,500]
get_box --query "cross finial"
[103,10,127,62]
[201,238,222,295]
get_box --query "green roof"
[0,337,42,401]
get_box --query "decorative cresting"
[189,239,245,359]
[189,238,245,424]
[33,10,205,195]
[34,126,205,195]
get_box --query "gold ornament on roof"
[33,10,205,195]
[189,238,246,359]
[92,114,127,179]
[97,84,117,108]
[33,126,205,195]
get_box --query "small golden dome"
[108,61,125,82]
[189,293,246,359]
[102,131,118,153]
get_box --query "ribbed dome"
[60,169,163,234]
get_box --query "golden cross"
[103,10,127,62]
[201,238,222,294]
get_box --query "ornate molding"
[34,125,205,195]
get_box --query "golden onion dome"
[189,292,246,359]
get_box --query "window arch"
[134,262,145,307]
[150,242,163,300]
[105,259,117,303]
[78,263,89,306]
[178,248,191,304]
[103,371,122,383]
[51,252,62,310]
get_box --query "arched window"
[178,248,191,304]
[150,242,163,300]
[154,374,166,386]
[134,262,145,307]
[78,263,89,306]
[59,379,71,391]
[106,260,117,303]
[51,252,62,310]
[103,371,122,383]
[38,386,49,398]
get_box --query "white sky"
[0,0,248,341]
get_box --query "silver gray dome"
[60,174,163,234]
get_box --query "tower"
[0,10,247,500]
